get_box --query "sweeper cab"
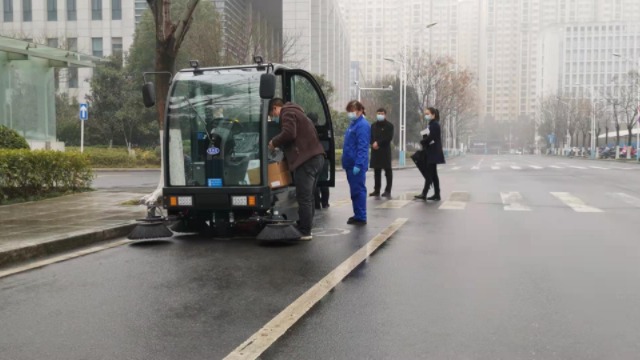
[136,57,335,241]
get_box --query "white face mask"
[425,114,432,121]
[376,114,385,121]
[347,112,357,121]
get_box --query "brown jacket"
[271,103,325,170]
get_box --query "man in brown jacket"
[268,98,325,240]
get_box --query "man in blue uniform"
[342,100,370,225]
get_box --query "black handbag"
[410,149,424,165]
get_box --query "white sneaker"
[299,234,313,241]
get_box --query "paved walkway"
[0,191,147,267]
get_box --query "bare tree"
[141,0,201,205]
[280,31,305,67]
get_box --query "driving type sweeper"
[128,57,336,243]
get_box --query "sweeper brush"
[128,206,173,240]
[256,222,302,243]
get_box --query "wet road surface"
[2,155,640,359]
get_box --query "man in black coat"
[369,108,394,197]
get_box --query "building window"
[22,0,32,22]
[3,0,13,22]
[92,38,103,57]
[47,0,57,20]
[112,0,121,20]
[47,38,58,48]
[112,37,123,55]
[67,0,76,20]
[67,38,77,52]
[92,0,102,20]
[68,68,79,88]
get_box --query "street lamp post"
[384,22,438,167]
[574,83,597,159]
[612,53,640,161]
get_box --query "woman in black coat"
[415,107,445,201]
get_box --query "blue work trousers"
[346,169,367,221]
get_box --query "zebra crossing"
[331,191,640,213]
[440,163,639,172]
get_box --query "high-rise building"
[0,0,136,103]
[539,23,640,100]
[283,0,351,109]
[338,0,463,86]
[135,0,147,24]
[213,0,282,64]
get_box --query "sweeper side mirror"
[142,82,156,108]
[260,73,276,99]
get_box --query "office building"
[283,0,351,109]
[539,23,640,100]
[213,0,282,64]
[0,0,136,103]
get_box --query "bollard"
[596,148,600,159]
[627,147,631,159]
[615,146,620,159]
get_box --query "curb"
[0,222,137,269]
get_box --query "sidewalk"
[0,191,147,268]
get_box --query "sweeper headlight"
[231,195,256,207]
[168,196,193,207]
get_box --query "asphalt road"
[2,155,640,359]
[93,170,161,191]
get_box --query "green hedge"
[66,147,161,168]
[0,125,30,149]
[0,150,93,204]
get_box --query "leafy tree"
[55,93,81,146]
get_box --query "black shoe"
[369,191,380,197]
[414,194,426,200]
[315,204,321,210]
[347,217,367,225]
[381,191,391,198]
[322,203,330,208]
[427,195,441,201]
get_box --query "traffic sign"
[79,103,88,121]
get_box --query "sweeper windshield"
[166,68,266,187]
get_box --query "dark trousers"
[294,154,324,236]
[421,163,440,196]
[314,186,329,207]
[373,168,392,193]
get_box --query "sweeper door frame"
[280,69,336,188]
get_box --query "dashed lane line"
[223,218,409,360]
[0,239,132,279]
[500,192,531,211]
[551,192,603,213]
[439,191,469,210]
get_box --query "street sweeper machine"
[134,57,335,241]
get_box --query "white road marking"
[0,239,131,279]
[472,158,484,170]
[439,192,469,210]
[451,166,461,171]
[471,166,480,170]
[608,193,640,207]
[569,166,587,169]
[330,199,351,207]
[550,165,564,169]
[589,166,608,170]
[550,192,603,213]
[529,165,543,170]
[223,218,408,360]
[491,166,500,170]
[376,200,412,209]
[511,166,522,170]
[500,192,531,211]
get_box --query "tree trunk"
[627,125,633,146]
